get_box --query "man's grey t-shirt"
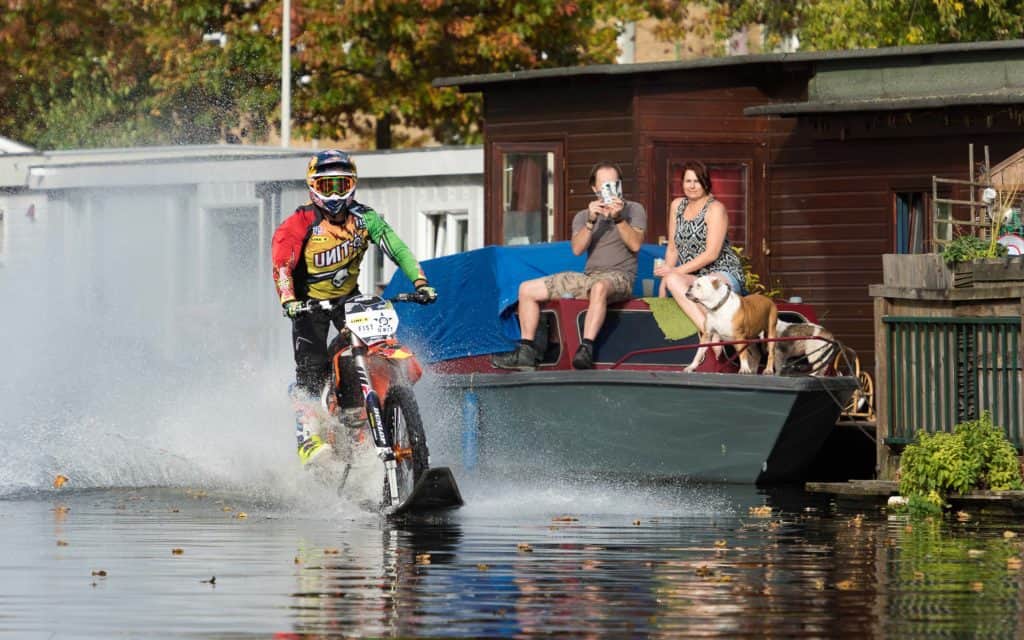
[571,200,647,277]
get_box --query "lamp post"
[281,0,291,147]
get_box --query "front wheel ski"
[382,385,429,508]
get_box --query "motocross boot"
[290,383,331,466]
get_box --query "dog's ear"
[709,276,721,290]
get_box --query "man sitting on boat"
[493,162,647,370]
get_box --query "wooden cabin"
[435,40,1024,373]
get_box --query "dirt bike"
[293,293,462,516]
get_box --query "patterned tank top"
[673,195,744,282]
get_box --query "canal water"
[4,477,1024,638]
[4,191,1024,638]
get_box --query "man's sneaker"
[298,434,331,466]
[491,342,538,370]
[572,343,594,370]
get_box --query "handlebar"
[291,292,432,316]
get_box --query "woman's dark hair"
[681,160,712,195]
[588,161,623,188]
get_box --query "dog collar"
[707,287,732,311]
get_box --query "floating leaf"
[53,474,69,489]
[913,571,925,581]
[955,511,971,522]
[294,556,302,565]
[516,543,533,553]
[91,570,107,577]
[632,519,641,526]
[235,512,248,520]
[552,515,578,522]
[971,581,985,592]
[222,507,234,512]
[1004,530,1017,539]
[476,563,489,571]
[967,549,985,558]
[323,548,340,555]
[1007,556,1022,570]
[56,540,68,547]
[695,565,714,577]
[748,505,772,517]
[415,553,431,565]
[172,548,184,555]
[53,506,70,515]
[850,514,864,527]
[170,508,180,513]
[714,540,727,548]
[835,579,854,591]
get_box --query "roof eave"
[745,92,1024,117]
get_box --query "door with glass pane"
[488,142,564,245]
[653,144,766,282]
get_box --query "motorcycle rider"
[271,149,437,465]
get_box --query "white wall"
[0,146,483,367]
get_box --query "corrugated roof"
[434,39,1024,90]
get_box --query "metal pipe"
[281,0,291,147]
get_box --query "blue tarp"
[384,242,667,363]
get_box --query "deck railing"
[883,316,1022,445]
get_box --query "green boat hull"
[440,371,859,484]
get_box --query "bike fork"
[351,344,400,506]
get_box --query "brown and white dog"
[684,275,778,375]
[775,320,836,376]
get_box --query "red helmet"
[306,150,357,217]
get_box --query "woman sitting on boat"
[653,161,746,332]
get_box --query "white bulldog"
[684,275,777,375]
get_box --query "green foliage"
[733,245,781,297]
[898,411,1023,511]
[941,234,1007,265]
[1,0,653,149]
[699,0,1024,51]
[293,0,645,147]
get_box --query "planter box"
[882,253,961,289]
[972,256,1024,283]
[882,253,1024,289]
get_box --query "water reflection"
[281,489,1024,638]
[3,485,1024,637]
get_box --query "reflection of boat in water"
[387,244,859,485]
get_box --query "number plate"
[345,296,399,342]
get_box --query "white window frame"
[419,206,471,259]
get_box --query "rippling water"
[3,478,1024,639]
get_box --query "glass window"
[501,151,554,245]
[424,210,469,259]
[895,192,927,254]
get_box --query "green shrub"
[898,411,1022,511]
[941,234,1007,265]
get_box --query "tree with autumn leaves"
[699,0,1024,52]
[1,0,646,149]
[2,0,1023,151]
